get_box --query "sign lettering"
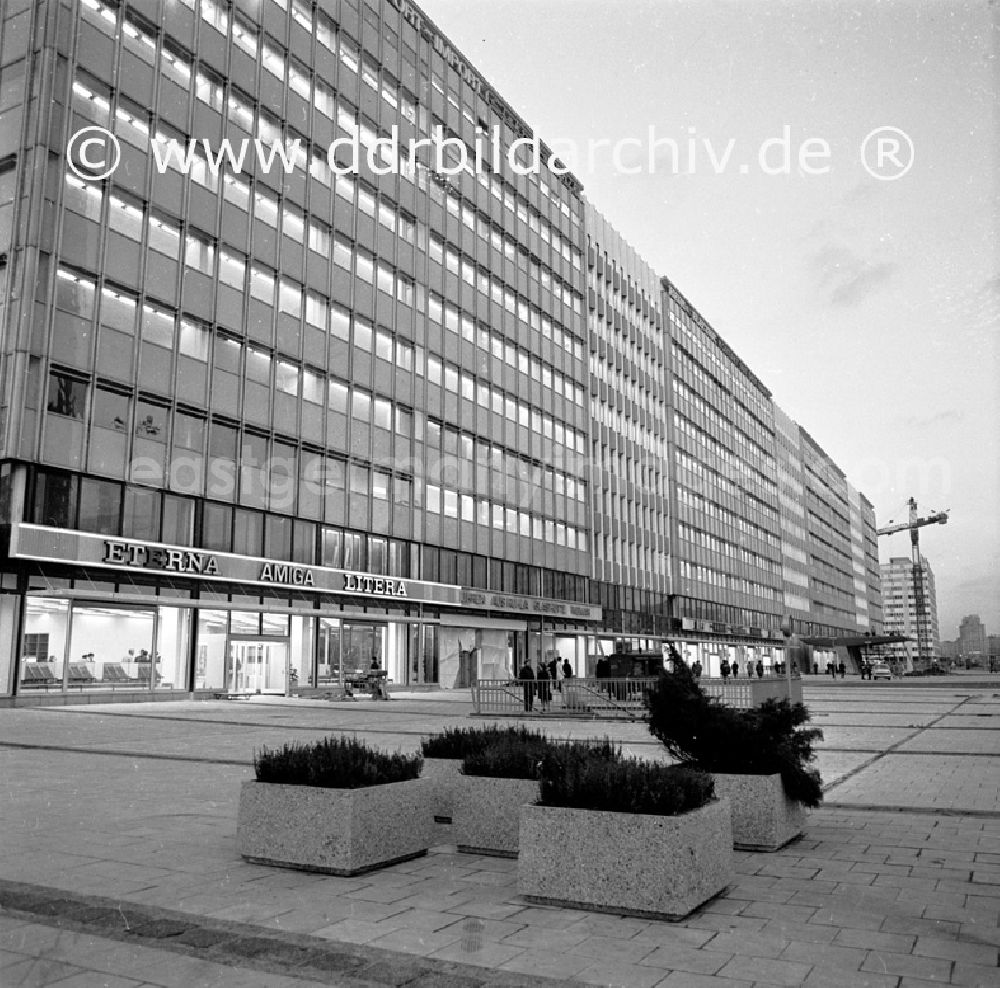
[344,573,408,598]
[259,563,315,587]
[102,540,219,575]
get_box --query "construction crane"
[876,498,949,668]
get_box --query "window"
[184,232,215,275]
[47,373,87,419]
[195,70,224,111]
[262,42,286,81]
[223,174,250,211]
[63,175,102,222]
[355,250,374,284]
[250,263,275,303]
[288,60,311,100]
[308,218,331,254]
[148,213,180,258]
[254,189,279,227]
[376,261,393,295]
[219,249,245,289]
[201,0,229,32]
[281,203,304,242]
[233,12,258,56]
[278,277,302,317]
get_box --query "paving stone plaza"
[1,679,999,987]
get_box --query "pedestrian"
[756,659,764,679]
[838,661,846,679]
[548,655,559,693]
[518,662,534,712]
[827,662,834,678]
[720,658,731,682]
[562,659,573,680]
[813,661,819,675]
[693,660,702,679]
[731,660,739,678]
[536,661,552,713]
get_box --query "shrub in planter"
[420,725,546,824]
[420,724,543,760]
[520,747,732,920]
[453,731,554,856]
[539,742,712,816]
[254,735,422,787]
[237,735,431,875]
[646,662,822,849]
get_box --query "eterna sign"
[103,540,220,575]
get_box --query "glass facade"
[0,0,884,700]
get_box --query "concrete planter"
[422,757,462,823]
[518,798,733,921]
[711,772,807,851]
[236,778,432,876]
[453,775,540,857]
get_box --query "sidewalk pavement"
[1,683,998,987]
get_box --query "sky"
[421,0,999,637]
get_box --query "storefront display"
[3,524,603,699]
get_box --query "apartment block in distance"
[0,0,606,701]
[880,555,940,670]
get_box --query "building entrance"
[227,638,288,694]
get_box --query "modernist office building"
[583,216,882,677]
[0,0,604,701]
[0,0,883,701]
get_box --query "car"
[870,662,892,680]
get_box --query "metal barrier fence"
[700,676,804,709]
[471,678,657,719]
[471,674,804,717]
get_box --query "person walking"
[756,659,764,679]
[536,661,552,713]
[720,658,731,682]
[838,661,846,679]
[548,656,560,693]
[731,660,739,678]
[518,662,534,713]
[562,659,573,680]
[692,659,703,679]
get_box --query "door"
[228,639,288,693]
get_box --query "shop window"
[19,597,69,689]
[78,478,122,536]
[194,609,228,689]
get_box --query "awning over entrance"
[800,634,913,648]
